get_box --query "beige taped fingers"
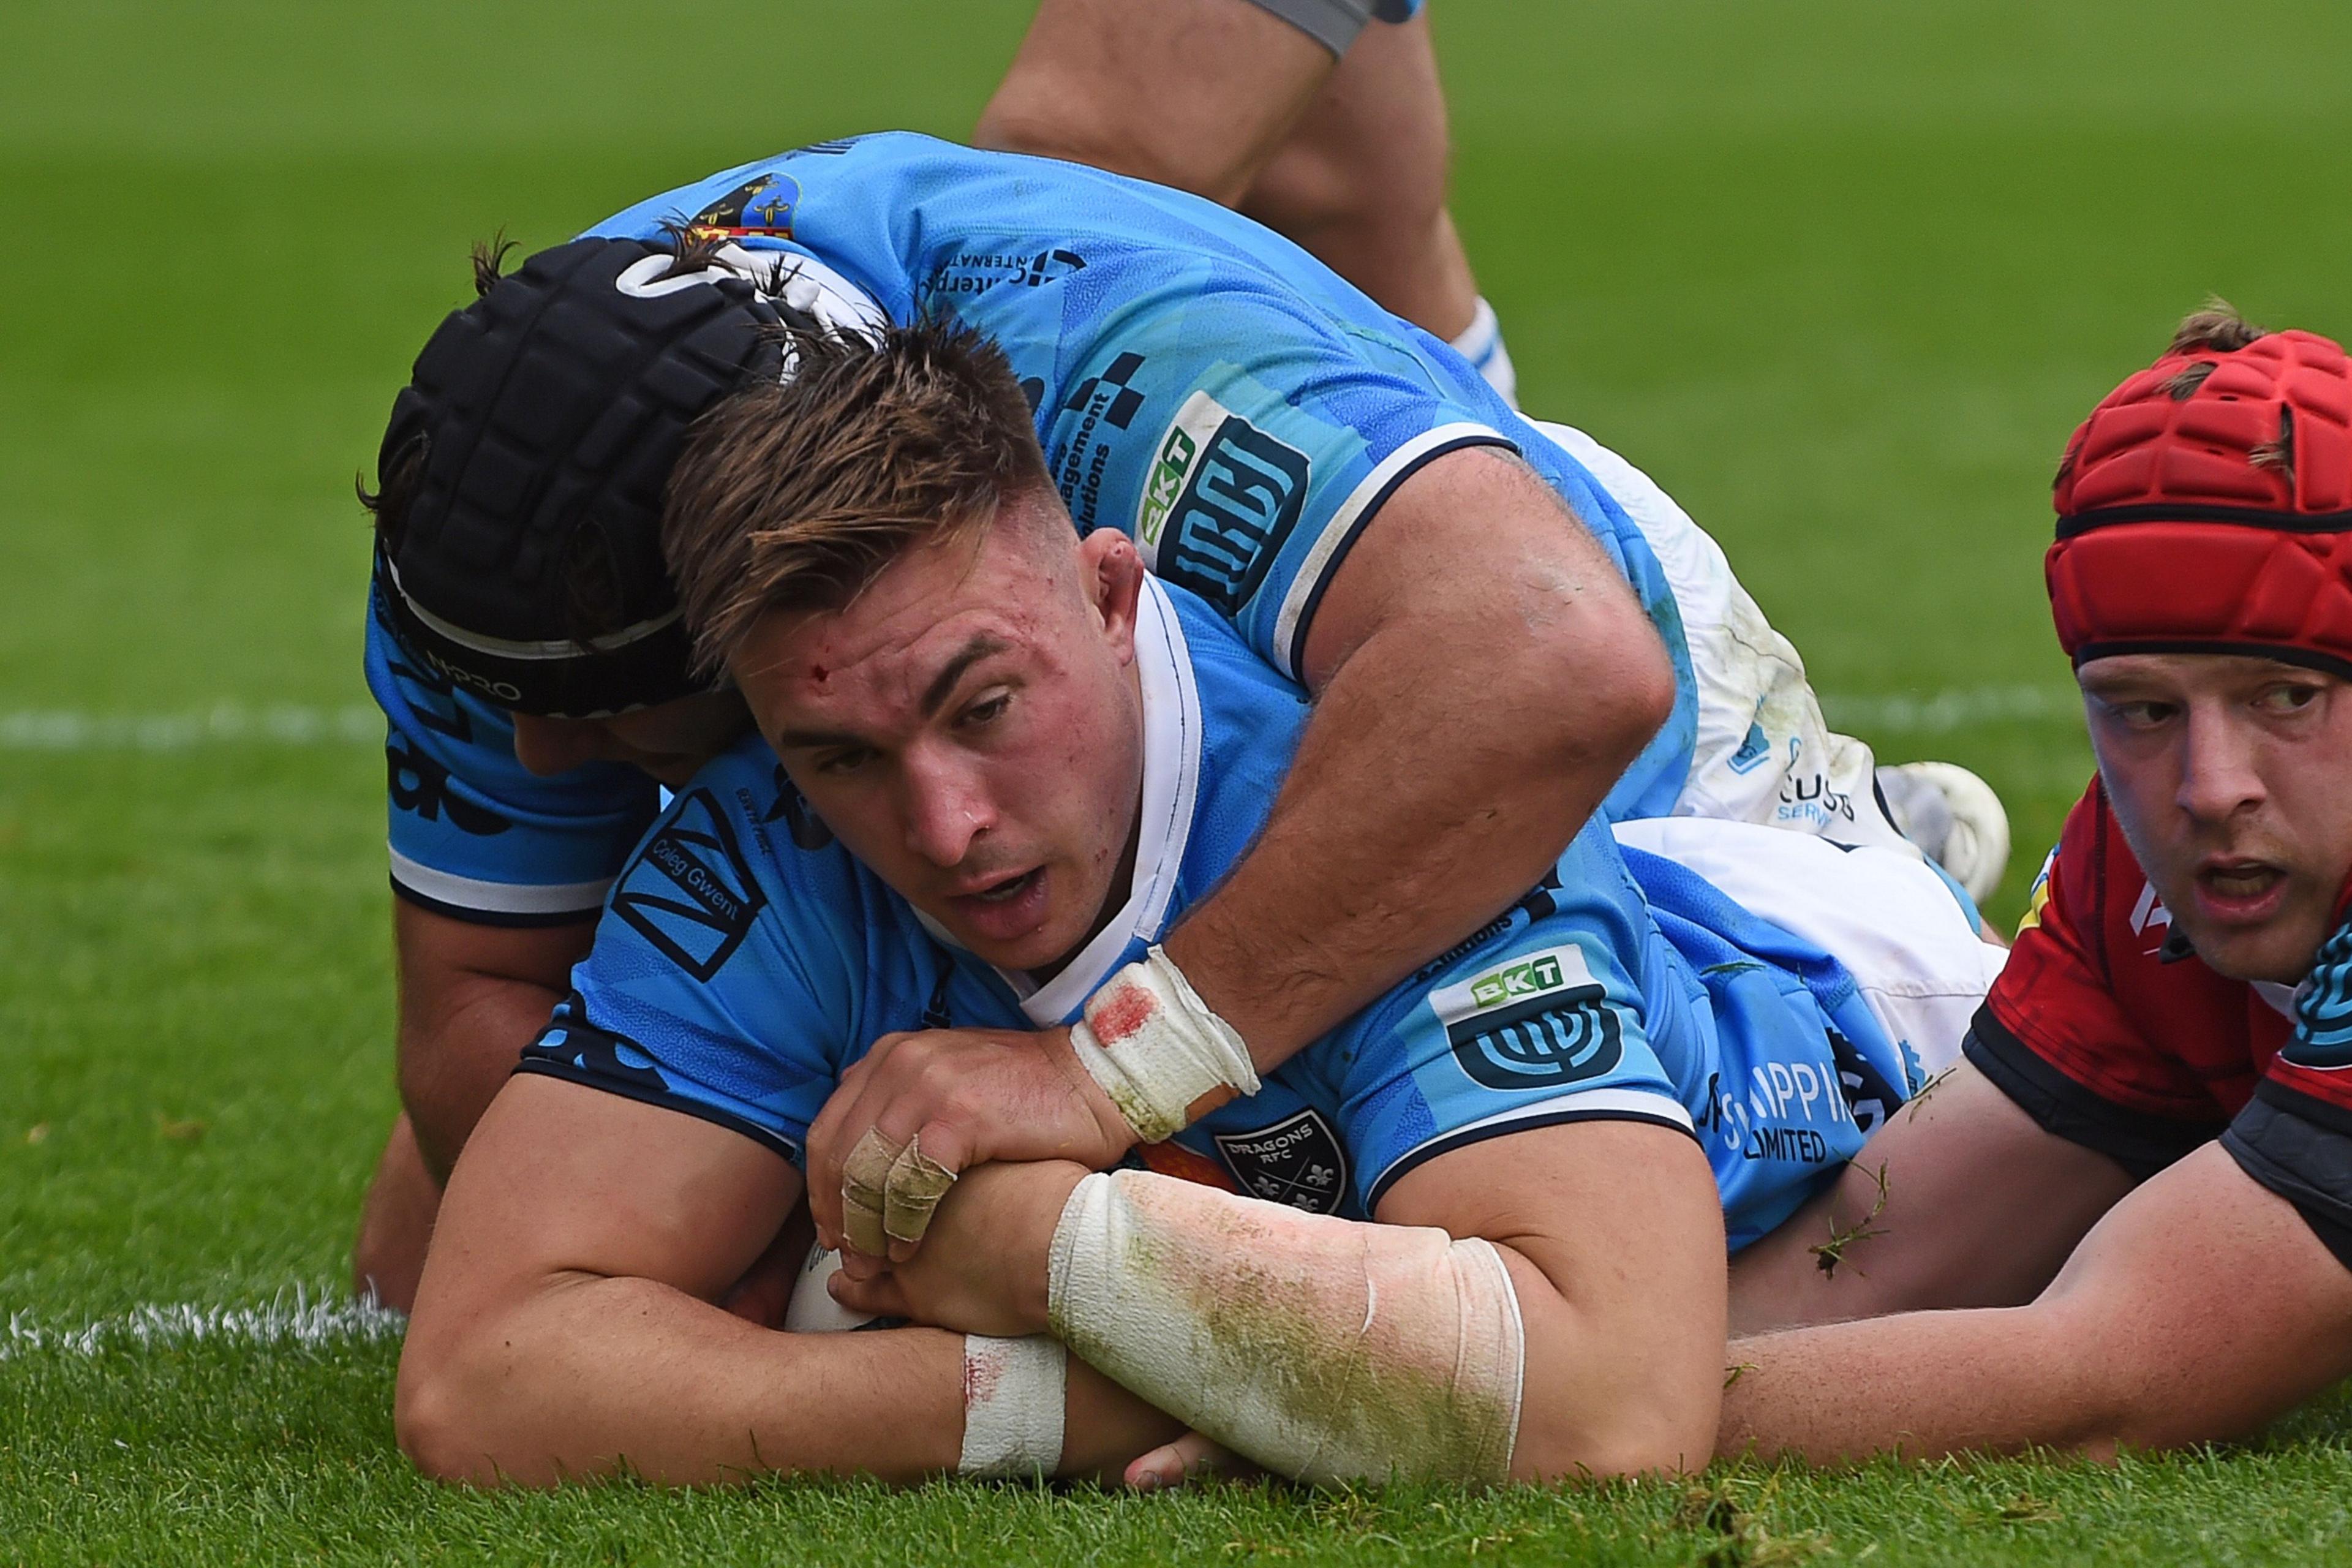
[839,1128,959,1256]
[1071,946,1261,1144]
[1046,1169,1524,1485]
[957,1334,1068,1478]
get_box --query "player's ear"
[1079,528,1144,665]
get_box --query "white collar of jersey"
[907,576,1205,1023]
[2255,979,2301,1020]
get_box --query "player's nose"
[2176,705,2267,824]
[900,752,995,867]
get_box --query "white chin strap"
[1047,1170,1524,1484]
[1070,946,1261,1144]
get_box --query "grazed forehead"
[751,606,1038,749]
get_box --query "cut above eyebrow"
[769,634,1011,750]
[921,634,1009,717]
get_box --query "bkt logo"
[1138,425,1197,547]
[1134,391,1308,614]
[1434,944,1624,1091]
[1471,954,1563,1010]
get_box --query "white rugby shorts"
[1615,816,2007,1077]
[1527,420,1912,858]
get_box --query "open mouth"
[944,865,1052,948]
[964,868,1042,905]
[2195,860,2288,922]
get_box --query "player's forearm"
[399,1270,1185,1487]
[398,1272,970,1486]
[1164,606,1669,1065]
[393,903,592,1178]
[1727,1065,2138,1336]
[1718,1307,2112,1465]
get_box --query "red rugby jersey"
[1966,777,2352,1260]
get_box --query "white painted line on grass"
[1820,685,2081,736]
[1,1286,404,1360]
[0,704,380,750]
[1,688,2081,751]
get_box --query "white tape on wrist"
[1046,1170,1523,1485]
[957,1333,1068,1479]
[1071,946,1260,1144]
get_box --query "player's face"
[2080,652,2352,984]
[733,496,1148,974]
[509,690,752,788]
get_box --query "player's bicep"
[1038,277,1513,681]
[394,900,592,1012]
[370,595,657,924]
[1352,925,1689,1215]
[1295,445,1653,695]
[419,1072,802,1316]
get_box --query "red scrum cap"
[2047,314,2352,681]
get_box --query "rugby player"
[979,0,1517,398]
[1718,311,2352,1461]
[393,322,1999,1486]
[352,134,1988,1311]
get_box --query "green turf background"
[4,2,2350,1560]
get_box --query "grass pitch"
[6,2,2352,1561]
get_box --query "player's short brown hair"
[663,319,1050,674]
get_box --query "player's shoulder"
[2016,774,2144,956]
[1158,580,1306,711]
[598,733,885,986]
[582,132,940,241]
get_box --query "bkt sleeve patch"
[1135,390,1311,618]
[610,787,769,982]
[1432,944,1627,1091]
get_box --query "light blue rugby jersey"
[520,579,1905,1251]
[371,132,1695,926]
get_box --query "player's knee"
[395,1045,492,1175]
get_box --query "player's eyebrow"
[770,725,866,750]
[919,635,1009,718]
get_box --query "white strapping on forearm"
[1046,1170,1523,1484]
[1071,946,1261,1143]
[957,1333,1067,1479]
